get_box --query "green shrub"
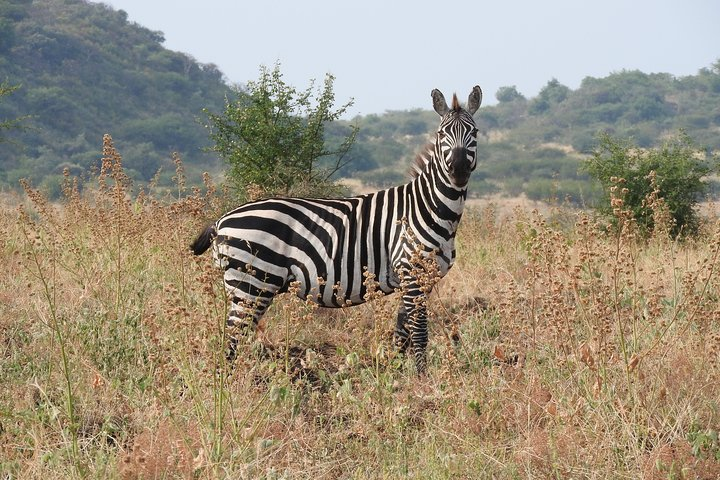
[204,63,357,200]
[583,131,713,237]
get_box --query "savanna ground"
[2,136,720,479]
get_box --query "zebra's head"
[431,86,482,188]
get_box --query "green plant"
[204,63,358,200]
[584,131,713,237]
[17,188,82,476]
[688,424,720,461]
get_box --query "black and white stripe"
[192,86,482,372]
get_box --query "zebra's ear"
[432,89,449,116]
[467,86,483,115]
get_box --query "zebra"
[191,86,482,373]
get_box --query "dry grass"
[1,136,720,479]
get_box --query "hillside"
[0,0,231,192]
[1,0,719,203]
[351,65,720,204]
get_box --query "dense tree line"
[349,63,720,204]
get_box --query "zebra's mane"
[409,142,434,179]
[451,93,460,111]
[409,94,462,179]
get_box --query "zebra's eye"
[471,128,479,136]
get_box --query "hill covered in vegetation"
[351,65,720,204]
[0,0,230,193]
[1,0,719,204]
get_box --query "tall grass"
[1,137,719,478]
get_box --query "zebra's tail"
[190,225,217,255]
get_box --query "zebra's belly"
[289,261,398,308]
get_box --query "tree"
[204,64,358,200]
[529,78,570,115]
[583,131,713,237]
[495,85,525,103]
[0,82,26,143]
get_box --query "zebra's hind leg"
[225,293,274,363]
[223,266,276,363]
[225,299,255,363]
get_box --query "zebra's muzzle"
[448,147,474,187]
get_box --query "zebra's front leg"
[400,282,429,373]
[394,305,411,354]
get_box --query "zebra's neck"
[411,154,467,234]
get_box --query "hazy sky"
[103,0,719,118]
